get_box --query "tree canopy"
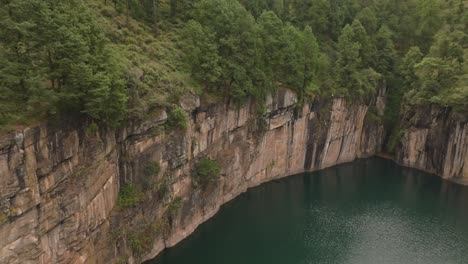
[0,0,466,131]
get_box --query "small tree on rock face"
[193,158,221,188]
[167,107,188,130]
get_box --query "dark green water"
[147,158,468,264]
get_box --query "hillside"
[0,0,466,138]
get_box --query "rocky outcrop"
[396,105,468,183]
[1,88,386,264]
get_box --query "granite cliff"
[0,88,466,264]
[396,105,468,183]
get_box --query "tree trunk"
[152,0,159,35]
[126,0,130,25]
[283,0,289,18]
[46,49,55,89]
[170,0,177,18]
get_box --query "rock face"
[0,87,452,264]
[396,105,468,182]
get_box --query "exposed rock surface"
[396,105,468,182]
[1,87,462,264]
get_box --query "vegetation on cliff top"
[0,0,466,132]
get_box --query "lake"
[147,158,468,264]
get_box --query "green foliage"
[387,126,405,153]
[0,212,7,225]
[167,196,183,219]
[1,0,466,132]
[257,11,285,89]
[156,175,172,199]
[193,158,221,187]
[336,23,380,98]
[0,0,127,127]
[351,19,375,68]
[167,107,188,130]
[187,0,260,102]
[399,47,424,87]
[181,20,221,85]
[116,256,129,264]
[403,18,467,111]
[182,1,323,102]
[374,25,397,76]
[117,184,144,208]
[365,106,382,123]
[127,229,153,256]
[85,122,99,137]
[142,161,161,191]
[144,161,161,177]
[356,7,378,34]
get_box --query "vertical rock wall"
[396,105,468,182]
[0,88,391,264]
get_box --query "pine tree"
[375,25,397,76]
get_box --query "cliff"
[396,105,468,183]
[0,87,463,264]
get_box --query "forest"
[0,0,466,131]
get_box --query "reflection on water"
[147,158,468,264]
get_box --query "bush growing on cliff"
[127,229,153,257]
[144,161,161,177]
[166,196,183,220]
[166,107,188,130]
[0,212,7,225]
[142,161,162,191]
[117,184,144,208]
[387,127,405,154]
[156,175,172,199]
[193,158,221,187]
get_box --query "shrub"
[144,161,161,177]
[166,107,188,130]
[0,212,7,225]
[127,230,152,256]
[142,161,161,191]
[193,158,221,187]
[387,127,405,153]
[156,175,172,199]
[365,106,382,123]
[117,184,144,208]
[85,122,99,136]
[166,197,183,219]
